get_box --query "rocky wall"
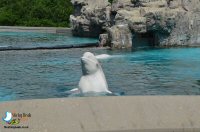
[70,0,200,49]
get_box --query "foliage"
[108,0,114,4]
[0,0,73,27]
[131,0,140,4]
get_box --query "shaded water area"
[0,32,200,101]
[0,32,97,48]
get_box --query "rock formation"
[70,0,200,49]
[70,0,111,37]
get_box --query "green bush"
[108,0,116,4]
[0,0,73,27]
[0,10,18,26]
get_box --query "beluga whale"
[78,52,112,94]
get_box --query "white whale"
[78,52,112,94]
[2,112,12,122]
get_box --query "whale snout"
[81,57,90,64]
[81,57,87,61]
[81,56,97,65]
[83,52,94,57]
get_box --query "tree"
[0,0,73,27]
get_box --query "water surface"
[0,32,200,101]
[0,32,98,48]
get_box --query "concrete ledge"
[0,43,98,51]
[0,96,200,132]
[0,26,72,34]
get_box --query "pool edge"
[0,96,200,132]
[0,26,72,34]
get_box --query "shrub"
[108,0,114,4]
[0,0,73,27]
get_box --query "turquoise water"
[104,48,200,95]
[0,32,98,48]
[0,32,200,101]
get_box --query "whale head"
[81,52,100,75]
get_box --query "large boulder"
[99,33,109,47]
[70,0,110,37]
[107,24,132,49]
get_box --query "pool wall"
[0,27,99,51]
[0,96,199,132]
[0,26,72,35]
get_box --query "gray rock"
[70,0,110,37]
[99,34,109,47]
[70,0,200,49]
[107,24,132,49]
[168,0,180,9]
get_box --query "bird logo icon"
[2,112,12,123]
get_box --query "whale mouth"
[81,57,97,64]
